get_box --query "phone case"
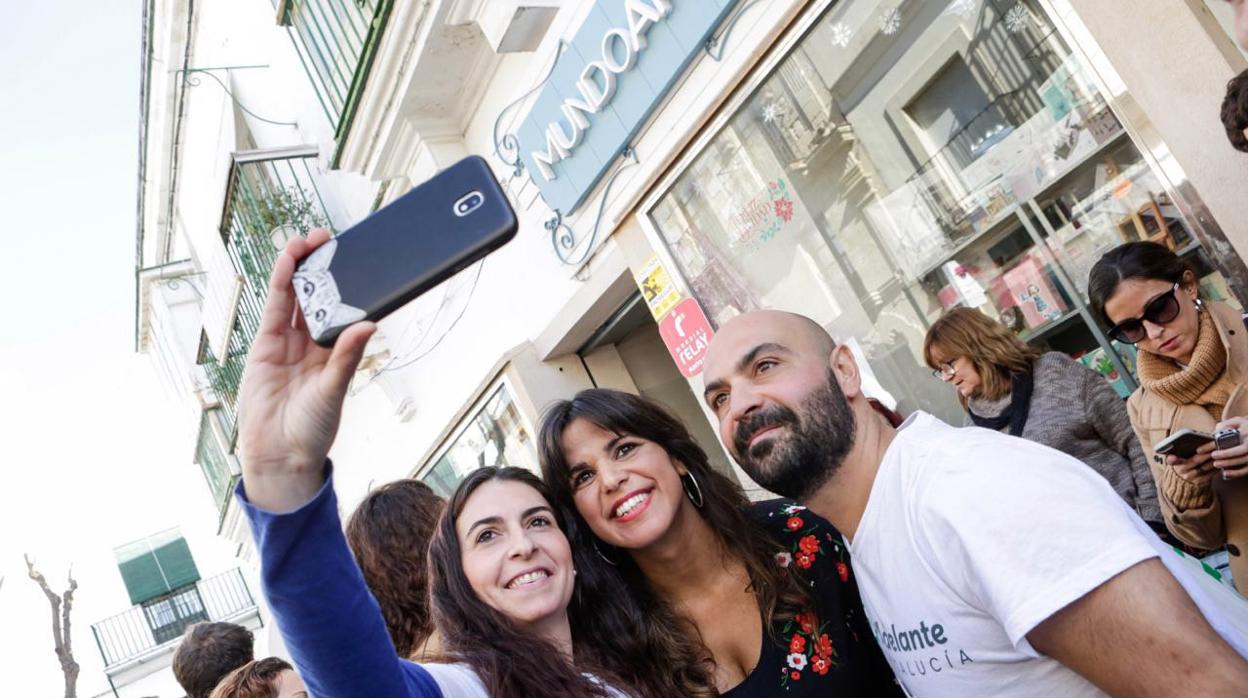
[292,156,517,346]
[1154,429,1213,458]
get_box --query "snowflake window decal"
[1004,4,1032,33]
[762,101,782,124]
[880,8,901,35]
[829,21,853,47]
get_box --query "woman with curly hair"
[923,306,1161,529]
[346,479,445,660]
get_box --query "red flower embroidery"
[789,634,806,654]
[796,612,815,634]
[785,516,803,531]
[836,561,849,582]
[796,552,815,569]
[790,671,801,681]
[798,534,819,555]
[817,634,833,658]
[812,656,830,675]
[774,197,794,222]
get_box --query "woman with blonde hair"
[924,306,1162,530]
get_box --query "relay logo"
[658,298,713,378]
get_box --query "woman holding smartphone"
[1089,241,1248,590]
[235,229,633,698]
[539,388,901,696]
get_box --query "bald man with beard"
[702,310,1248,698]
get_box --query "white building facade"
[136,0,1248,645]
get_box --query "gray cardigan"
[966,351,1162,524]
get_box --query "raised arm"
[237,228,375,512]
[1028,558,1248,697]
[235,230,442,698]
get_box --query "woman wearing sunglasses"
[1089,241,1248,590]
[921,307,1162,531]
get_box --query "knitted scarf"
[1137,309,1237,420]
[966,370,1034,436]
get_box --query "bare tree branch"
[26,554,80,698]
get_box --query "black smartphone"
[292,155,517,347]
[1154,428,1215,459]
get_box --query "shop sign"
[515,0,740,214]
[658,298,714,378]
[635,255,682,320]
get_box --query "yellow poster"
[635,256,681,320]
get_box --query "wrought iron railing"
[275,0,393,152]
[90,568,257,669]
[203,149,330,440]
[195,409,236,518]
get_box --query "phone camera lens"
[302,281,315,295]
[315,309,326,321]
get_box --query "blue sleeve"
[236,465,444,698]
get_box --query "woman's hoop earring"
[681,471,705,508]
[593,539,619,566]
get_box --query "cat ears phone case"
[292,156,518,347]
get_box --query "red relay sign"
[658,298,715,378]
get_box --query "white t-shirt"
[848,412,1248,698]
[422,663,629,698]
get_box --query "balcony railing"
[275,0,393,161]
[195,409,236,520]
[203,149,330,440]
[90,568,257,669]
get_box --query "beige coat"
[1127,301,1248,588]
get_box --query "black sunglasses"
[1106,283,1182,344]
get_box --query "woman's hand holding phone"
[238,229,377,513]
[1167,442,1218,485]
[1212,416,1248,479]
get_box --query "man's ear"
[828,344,864,399]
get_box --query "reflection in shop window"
[648,0,1233,422]
[421,384,538,496]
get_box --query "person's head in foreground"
[208,657,305,698]
[172,621,255,698]
[1221,69,1248,152]
[701,310,864,501]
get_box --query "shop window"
[421,383,538,496]
[906,56,1012,170]
[646,0,1233,421]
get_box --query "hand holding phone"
[238,229,378,513]
[1154,428,1216,459]
[292,155,517,346]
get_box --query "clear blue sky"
[0,3,240,695]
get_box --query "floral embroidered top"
[722,499,902,697]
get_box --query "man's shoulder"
[894,415,1098,517]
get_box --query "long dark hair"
[538,389,815,697]
[345,479,444,659]
[1088,241,1195,324]
[427,466,618,698]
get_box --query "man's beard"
[733,369,856,501]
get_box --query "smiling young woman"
[1090,241,1248,589]
[539,388,901,697]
